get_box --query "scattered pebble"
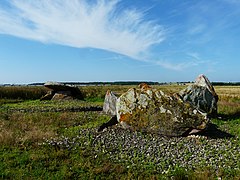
[41,125,240,172]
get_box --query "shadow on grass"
[196,123,234,139]
[98,116,235,139]
[217,111,240,121]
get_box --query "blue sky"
[0,0,240,84]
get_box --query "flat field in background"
[0,85,239,179]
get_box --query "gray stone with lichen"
[103,90,118,116]
[116,83,209,136]
[179,74,218,116]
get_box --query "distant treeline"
[212,82,240,86]
[28,81,166,86]
[2,81,240,87]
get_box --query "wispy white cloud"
[0,0,165,59]
[186,52,200,60]
[188,24,206,35]
[154,55,208,71]
[154,60,196,71]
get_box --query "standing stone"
[116,83,208,136]
[179,74,218,116]
[103,90,118,116]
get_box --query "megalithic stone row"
[101,74,218,136]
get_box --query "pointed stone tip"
[195,74,212,87]
[195,74,207,82]
[106,90,111,95]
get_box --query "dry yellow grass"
[214,86,240,116]
[215,86,240,101]
[0,112,59,146]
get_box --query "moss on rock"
[116,86,208,136]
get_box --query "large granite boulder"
[179,74,218,116]
[116,83,208,136]
[40,82,83,100]
[103,90,118,116]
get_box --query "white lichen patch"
[116,88,136,116]
[159,106,172,114]
[167,110,172,114]
[159,106,167,113]
[193,109,198,114]
[173,117,179,122]
[138,93,150,109]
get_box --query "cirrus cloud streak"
[0,0,165,59]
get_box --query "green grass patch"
[0,99,103,113]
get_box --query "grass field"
[0,85,239,179]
